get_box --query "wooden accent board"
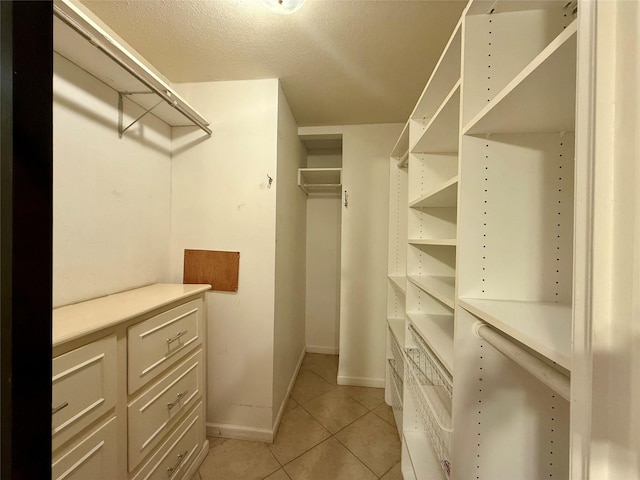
[183,250,240,292]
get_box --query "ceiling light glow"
[261,0,306,14]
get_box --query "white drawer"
[132,402,204,480]
[52,335,117,451]
[128,299,202,394]
[52,416,117,480]
[128,349,204,471]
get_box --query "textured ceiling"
[81,0,467,126]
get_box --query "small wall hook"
[267,174,273,188]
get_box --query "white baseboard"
[206,422,273,443]
[272,345,306,440]
[205,346,307,445]
[337,375,385,388]
[306,345,339,355]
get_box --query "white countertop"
[53,283,211,347]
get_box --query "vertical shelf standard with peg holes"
[385,121,409,437]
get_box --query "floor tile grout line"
[287,360,393,473]
[260,464,283,480]
[290,369,336,405]
[203,355,399,480]
[267,407,332,468]
[297,400,368,437]
[377,460,396,479]
[332,432,382,479]
[370,404,398,429]
[298,379,385,414]
[269,412,381,478]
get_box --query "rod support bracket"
[118,91,163,138]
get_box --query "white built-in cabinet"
[52,284,210,480]
[386,1,580,478]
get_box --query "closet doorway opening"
[299,134,343,358]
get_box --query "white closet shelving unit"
[387,1,579,478]
[53,0,211,136]
[297,167,342,195]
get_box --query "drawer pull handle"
[52,401,69,416]
[167,390,188,410]
[166,330,188,345]
[166,450,188,477]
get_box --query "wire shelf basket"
[406,324,452,400]
[388,327,405,382]
[389,359,403,436]
[407,358,453,478]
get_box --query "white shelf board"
[464,21,577,135]
[298,168,341,184]
[407,275,456,309]
[412,82,460,154]
[408,238,456,247]
[403,432,447,480]
[458,297,572,370]
[387,317,406,347]
[391,120,410,159]
[411,22,462,123]
[388,275,407,295]
[53,0,210,131]
[407,312,454,375]
[297,168,342,195]
[409,176,458,209]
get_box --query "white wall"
[339,123,400,386]
[307,152,342,168]
[170,79,279,437]
[305,196,342,353]
[272,85,307,426]
[53,53,172,308]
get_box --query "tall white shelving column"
[389,1,584,478]
[402,18,462,480]
[454,2,577,479]
[385,122,408,442]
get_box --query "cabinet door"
[128,299,202,394]
[52,334,117,451]
[128,349,204,471]
[132,402,204,480]
[52,417,117,480]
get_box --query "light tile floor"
[194,353,402,480]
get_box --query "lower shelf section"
[404,356,452,479]
[389,362,403,437]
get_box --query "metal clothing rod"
[53,3,212,136]
[473,322,570,400]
